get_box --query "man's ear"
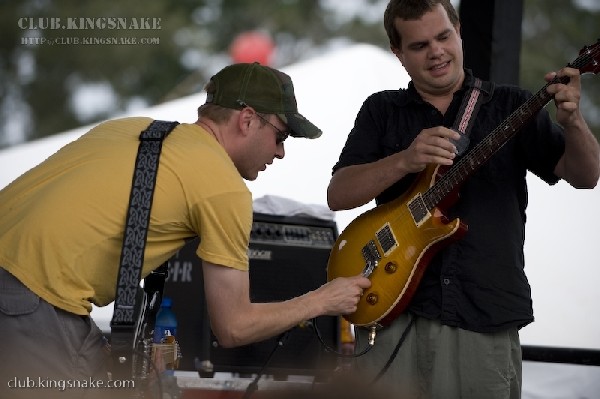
[237,107,254,136]
[391,46,403,65]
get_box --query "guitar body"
[327,164,467,327]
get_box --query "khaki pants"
[353,313,522,399]
[0,267,118,399]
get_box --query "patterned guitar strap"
[451,77,494,155]
[109,120,179,381]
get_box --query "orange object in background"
[340,318,355,355]
[230,31,275,66]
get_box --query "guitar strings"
[423,42,599,211]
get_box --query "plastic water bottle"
[153,296,178,343]
[153,297,179,383]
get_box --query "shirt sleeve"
[514,90,565,185]
[332,93,390,174]
[194,190,253,271]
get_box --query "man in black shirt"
[327,1,599,398]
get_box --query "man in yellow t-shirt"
[0,62,371,399]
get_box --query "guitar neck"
[423,45,598,211]
[430,80,555,204]
[423,78,568,210]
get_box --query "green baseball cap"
[205,62,322,139]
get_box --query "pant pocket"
[0,268,40,315]
[77,317,110,378]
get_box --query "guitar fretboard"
[423,43,599,211]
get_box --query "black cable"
[312,318,374,358]
[240,315,414,398]
[242,330,290,399]
[369,313,415,385]
[312,314,415,385]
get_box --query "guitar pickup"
[376,223,398,257]
[407,192,431,227]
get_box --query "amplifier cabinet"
[163,213,340,376]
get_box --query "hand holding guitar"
[547,63,600,188]
[401,127,460,173]
[546,67,584,127]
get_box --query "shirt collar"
[401,69,490,106]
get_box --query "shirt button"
[443,278,451,285]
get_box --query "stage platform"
[175,372,316,399]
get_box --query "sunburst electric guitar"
[327,40,600,328]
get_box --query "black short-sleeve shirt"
[332,70,565,332]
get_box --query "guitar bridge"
[361,240,381,277]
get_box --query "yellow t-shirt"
[0,117,252,315]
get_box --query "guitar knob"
[384,262,397,273]
[366,292,378,305]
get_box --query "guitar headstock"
[576,39,600,75]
